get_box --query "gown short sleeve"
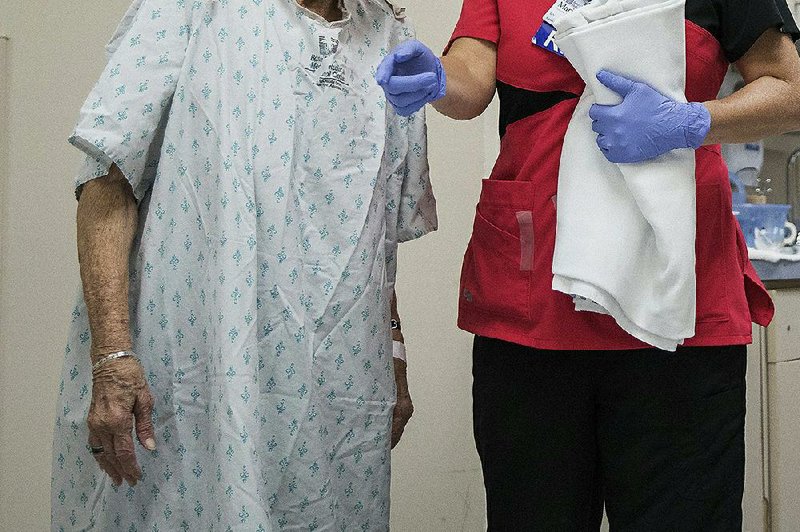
[70,0,194,201]
[395,109,437,244]
[382,106,438,290]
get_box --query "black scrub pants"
[473,336,746,532]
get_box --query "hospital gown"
[51,0,437,530]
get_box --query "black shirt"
[687,0,800,62]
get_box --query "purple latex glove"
[589,70,711,164]
[375,40,446,117]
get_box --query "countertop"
[752,259,800,290]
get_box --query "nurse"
[378,0,800,529]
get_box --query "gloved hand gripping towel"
[551,0,696,351]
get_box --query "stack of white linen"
[552,0,696,351]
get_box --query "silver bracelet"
[92,351,137,372]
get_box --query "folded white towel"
[748,247,800,263]
[552,0,696,352]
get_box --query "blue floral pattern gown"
[51,0,437,530]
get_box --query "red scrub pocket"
[460,180,535,323]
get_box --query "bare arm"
[434,37,498,120]
[77,165,156,487]
[391,290,404,343]
[391,289,413,448]
[77,165,138,360]
[705,29,800,144]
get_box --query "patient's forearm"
[76,165,138,360]
[391,290,403,343]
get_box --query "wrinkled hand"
[589,70,711,163]
[376,39,446,116]
[88,357,156,486]
[391,358,414,448]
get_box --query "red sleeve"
[444,0,500,54]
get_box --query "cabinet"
[746,288,800,531]
[745,325,768,532]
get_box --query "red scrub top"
[448,0,797,350]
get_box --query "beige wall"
[1,1,122,527]
[0,30,8,523]
[387,2,490,530]
[0,1,491,529]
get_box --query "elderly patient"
[50,0,436,529]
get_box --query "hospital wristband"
[392,340,407,362]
